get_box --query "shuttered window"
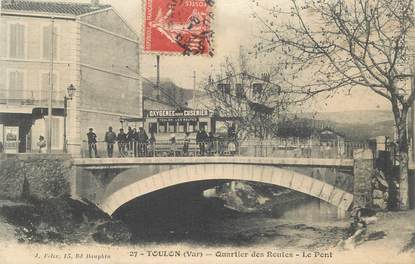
[8,71,24,99]
[9,23,25,58]
[42,25,58,60]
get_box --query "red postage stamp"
[144,0,214,56]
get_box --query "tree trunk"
[398,149,409,210]
[397,114,410,210]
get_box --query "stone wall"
[353,149,374,208]
[0,154,72,200]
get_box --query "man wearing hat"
[104,126,117,157]
[137,127,148,157]
[87,128,98,158]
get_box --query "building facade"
[0,0,142,155]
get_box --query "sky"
[28,0,391,113]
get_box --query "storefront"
[144,109,212,140]
[0,125,19,154]
[0,109,65,154]
[0,113,33,154]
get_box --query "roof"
[319,127,345,140]
[1,0,111,16]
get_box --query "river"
[113,181,348,248]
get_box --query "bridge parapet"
[80,140,368,159]
[73,156,354,169]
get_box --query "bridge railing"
[80,139,367,159]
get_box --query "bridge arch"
[99,164,353,215]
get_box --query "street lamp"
[63,84,76,153]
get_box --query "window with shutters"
[40,73,59,101]
[8,70,24,100]
[9,23,25,58]
[42,25,58,60]
[44,117,62,149]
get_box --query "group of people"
[168,126,238,157]
[87,126,153,158]
[86,124,239,158]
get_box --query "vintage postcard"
[0,0,415,263]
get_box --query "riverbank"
[0,196,347,248]
[0,196,413,249]
[0,197,414,263]
[0,197,131,245]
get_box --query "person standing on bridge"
[126,126,134,156]
[87,128,98,158]
[132,128,139,157]
[207,131,214,155]
[227,123,238,154]
[117,128,127,157]
[138,127,148,157]
[104,126,117,158]
[148,131,156,157]
[196,127,208,156]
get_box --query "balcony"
[0,89,64,108]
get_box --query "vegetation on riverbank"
[0,197,131,245]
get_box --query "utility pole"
[47,18,55,153]
[155,55,160,99]
[192,71,196,108]
[412,65,415,162]
[412,0,415,162]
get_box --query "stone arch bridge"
[71,152,373,216]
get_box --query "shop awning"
[0,106,33,114]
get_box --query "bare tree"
[254,0,414,209]
[203,57,291,140]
